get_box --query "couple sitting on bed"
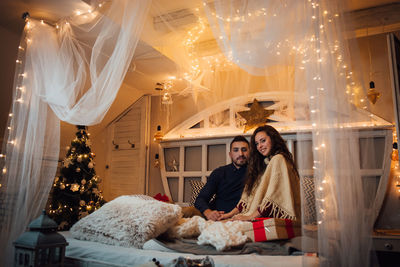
[194,125,300,222]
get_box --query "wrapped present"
[242,217,301,242]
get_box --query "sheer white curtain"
[0,0,151,265]
[203,0,374,266]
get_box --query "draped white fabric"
[202,0,374,266]
[0,0,383,266]
[0,0,151,265]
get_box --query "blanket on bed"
[154,237,301,255]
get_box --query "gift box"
[242,217,301,242]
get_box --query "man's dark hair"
[230,135,249,150]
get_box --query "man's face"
[229,141,249,168]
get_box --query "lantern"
[13,210,68,266]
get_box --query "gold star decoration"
[237,99,274,133]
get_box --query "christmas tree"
[48,125,105,230]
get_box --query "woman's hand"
[231,214,253,221]
[218,207,239,221]
[231,210,260,221]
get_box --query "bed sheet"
[61,232,318,267]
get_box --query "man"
[194,136,249,221]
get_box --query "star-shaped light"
[238,99,274,133]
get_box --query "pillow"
[70,195,182,248]
[302,177,316,225]
[189,180,216,206]
[189,180,205,206]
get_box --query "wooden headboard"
[159,127,392,222]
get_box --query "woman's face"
[255,131,272,157]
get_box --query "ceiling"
[0,0,399,144]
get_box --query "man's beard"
[233,156,247,167]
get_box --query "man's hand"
[203,209,224,221]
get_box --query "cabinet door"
[105,96,150,200]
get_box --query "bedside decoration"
[154,153,160,168]
[13,210,68,267]
[154,125,164,142]
[367,81,381,104]
[237,99,274,133]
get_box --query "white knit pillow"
[70,195,182,248]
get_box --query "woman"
[220,125,301,221]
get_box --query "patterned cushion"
[189,180,205,206]
[301,177,316,224]
[189,180,215,206]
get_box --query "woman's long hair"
[245,125,298,195]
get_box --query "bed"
[62,194,319,267]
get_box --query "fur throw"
[166,216,249,251]
[70,195,181,248]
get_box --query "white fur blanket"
[166,216,251,251]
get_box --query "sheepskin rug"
[70,195,182,248]
[165,216,250,251]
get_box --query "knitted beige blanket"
[239,154,300,220]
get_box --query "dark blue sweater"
[194,163,247,213]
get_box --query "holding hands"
[203,209,225,221]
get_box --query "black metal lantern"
[13,210,68,266]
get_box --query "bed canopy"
[0,0,390,266]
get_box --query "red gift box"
[243,217,301,242]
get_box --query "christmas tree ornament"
[63,158,72,168]
[81,179,86,185]
[238,98,274,133]
[88,162,94,168]
[79,200,86,206]
[77,156,82,163]
[59,184,65,190]
[70,183,80,192]
[76,167,81,172]
[66,146,70,151]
